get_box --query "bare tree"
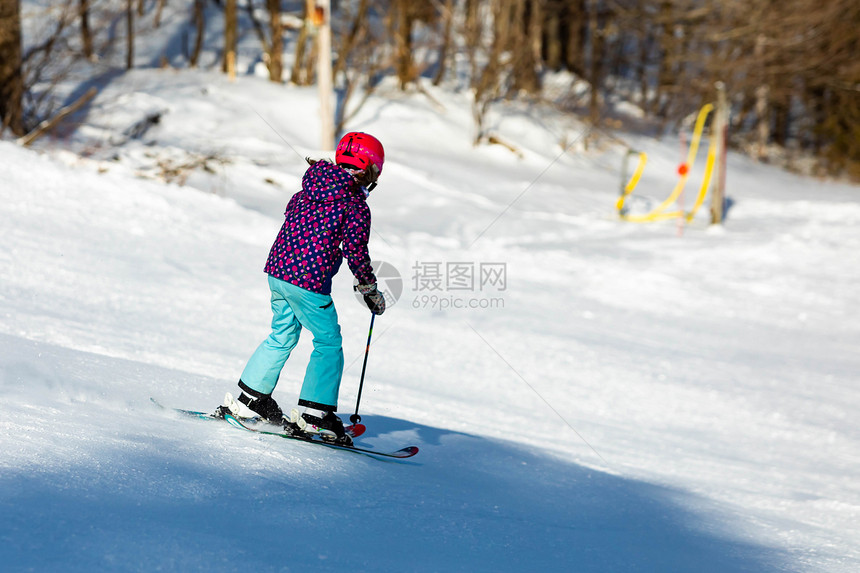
[432,0,454,85]
[223,0,237,75]
[542,0,564,71]
[564,0,587,77]
[6,0,859,178]
[291,0,312,85]
[155,0,168,27]
[333,0,368,80]
[18,2,80,128]
[679,0,859,175]
[511,0,541,94]
[332,0,390,133]
[587,0,603,125]
[390,0,417,89]
[126,0,134,69]
[79,0,93,59]
[267,0,283,81]
[471,0,512,143]
[190,0,205,67]
[0,0,24,135]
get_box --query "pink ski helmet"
[336,132,385,180]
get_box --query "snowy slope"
[2,67,859,572]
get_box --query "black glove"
[355,283,386,315]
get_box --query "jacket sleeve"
[342,200,377,285]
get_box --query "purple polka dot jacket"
[264,161,376,295]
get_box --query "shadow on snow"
[1,421,788,572]
[0,335,786,572]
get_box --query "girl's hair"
[305,157,372,194]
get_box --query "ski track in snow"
[1,63,859,572]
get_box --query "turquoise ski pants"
[241,275,344,408]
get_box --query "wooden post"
[227,51,236,81]
[316,0,334,150]
[710,82,729,225]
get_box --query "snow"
[2,66,860,573]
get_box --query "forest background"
[1,0,859,180]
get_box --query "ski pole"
[350,313,375,424]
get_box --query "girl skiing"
[222,132,386,443]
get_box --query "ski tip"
[224,414,248,430]
[391,446,420,458]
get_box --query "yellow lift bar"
[617,103,716,223]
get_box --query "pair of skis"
[152,399,418,460]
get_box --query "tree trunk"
[588,0,603,125]
[0,0,24,135]
[190,0,204,67]
[465,0,481,88]
[772,93,790,148]
[80,0,93,59]
[638,28,652,109]
[154,0,167,28]
[433,0,454,85]
[267,0,283,82]
[126,0,134,70]
[754,34,770,160]
[291,0,312,85]
[223,0,237,75]
[543,0,563,70]
[511,0,541,94]
[653,1,673,116]
[303,19,318,85]
[529,0,542,77]
[394,0,415,89]
[563,0,587,77]
[472,0,513,143]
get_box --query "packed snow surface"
[1,68,859,572]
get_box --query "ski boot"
[281,409,306,437]
[294,408,352,446]
[217,381,285,425]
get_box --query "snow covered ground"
[2,61,859,571]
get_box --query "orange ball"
[677,163,689,176]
